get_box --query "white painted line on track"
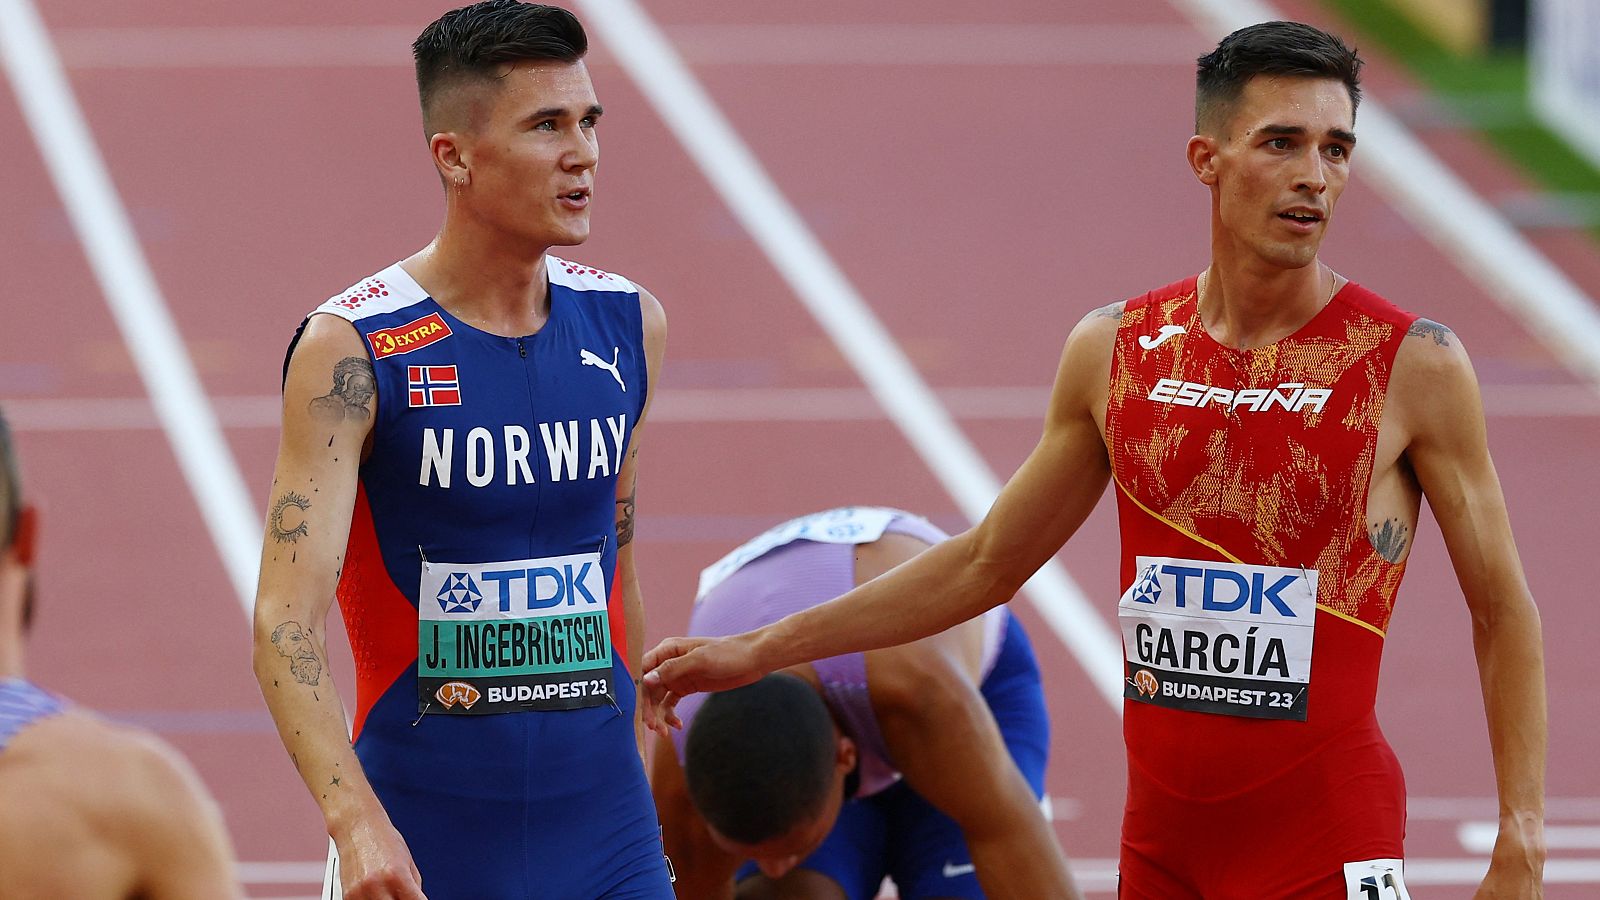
[1169,0,1600,393]
[0,0,261,612]
[577,0,1127,712]
[1460,822,1600,853]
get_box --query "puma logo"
[1138,324,1186,350]
[580,347,626,392]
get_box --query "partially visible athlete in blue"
[0,408,240,898]
[251,4,672,898]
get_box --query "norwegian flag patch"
[408,365,462,407]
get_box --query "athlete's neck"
[401,224,553,337]
[1198,257,1339,352]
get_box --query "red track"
[3,1,1596,896]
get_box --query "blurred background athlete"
[652,507,1079,900]
[0,407,241,899]
[252,3,671,898]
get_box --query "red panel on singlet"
[1106,275,1416,798]
[338,483,419,743]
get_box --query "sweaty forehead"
[486,60,597,116]
[1232,75,1353,134]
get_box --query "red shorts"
[1118,720,1408,898]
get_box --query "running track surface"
[3,1,1597,897]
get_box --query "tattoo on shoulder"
[269,620,323,685]
[309,356,376,425]
[270,491,311,544]
[1091,301,1126,321]
[616,485,637,548]
[1407,318,1453,347]
[1368,518,1410,563]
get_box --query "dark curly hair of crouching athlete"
[412,0,588,133]
[684,673,838,845]
[1195,20,1363,135]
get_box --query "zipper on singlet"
[516,337,526,358]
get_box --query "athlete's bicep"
[254,314,372,636]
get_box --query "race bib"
[1119,556,1317,721]
[1343,859,1411,900]
[418,551,612,715]
[696,507,900,600]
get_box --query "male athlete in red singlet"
[641,22,1548,899]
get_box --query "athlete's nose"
[757,856,800,879]
[1292,148,1328,195]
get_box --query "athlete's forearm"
[251,617,386,840]
[1472,592,1547,838]
[754,533,1007,671]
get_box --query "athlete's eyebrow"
[1257,123,1357,146]
[526,104,604,122]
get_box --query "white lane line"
[238,862,326,884]
[7,381,1593,432]
[47,23,1202,69]
[1169,0,1600,392]
[1460,822,1600,853]
[576,0,1128,712]
[0,0,260,612]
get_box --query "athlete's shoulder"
[547,255,639,295]
[313,263,431,323]
[1334,280,1418,330]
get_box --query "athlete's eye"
[533,120,556,131]
[1267,138,1291,150]
[1326,144,1348,159]
[580,116,598,129]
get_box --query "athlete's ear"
[11,506,37,567]
[1187,134,1220,186]
[835,734,857,774]
[430,131,471,189]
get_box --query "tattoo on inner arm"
[1368,518,1410,563]
[616,485,637,548]
[270,620,324,686]
[1407,318,1453,347]
[270,491,311,544]
[309,356,376,425]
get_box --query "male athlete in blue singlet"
[0,408,240,898]
[652,508,1080,900]
[252,4,673,898]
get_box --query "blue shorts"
[359,657,674,899]
[737,611,1050,900]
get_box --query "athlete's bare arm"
[252,314,425,900]
[641,306,1119,727]
[0,712,240,899]
[616,287,667,759]
[870,635,1081,899]
[650,739,740,900]
[1393,320,1547,895]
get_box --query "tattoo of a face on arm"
[309,356,377,425]
[1407,318,1453,347]
[1369,518,1410,563]
[616,485,637,548]
[270,491,311,544]
[270,620,324,685]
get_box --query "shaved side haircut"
[1195,21,1363,135]
[413,0,588,133]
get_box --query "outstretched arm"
[1401,321,1546,897]
[641,307,1118,728]
[251,314,424,900]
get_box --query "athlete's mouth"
[1278,207,1323,224]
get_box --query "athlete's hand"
[639,634,766,737]
[336,817,427,900]
[1474,819,1545,898]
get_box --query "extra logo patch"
[370,312,452,359]
[408,365,462,408]
[434,681,481,710]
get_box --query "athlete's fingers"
[658,690,684,731]
[643,636,696,674]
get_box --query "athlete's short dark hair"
[413,1,588,129]
[1195,21,1363,134]
[684,674,837,845]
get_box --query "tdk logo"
[1132,563,1301,618]
[436,573,483,614]
[483,562,600,611]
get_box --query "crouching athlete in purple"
[651,508,1080,900]
[251,4,672,898]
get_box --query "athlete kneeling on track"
[651,507,1081,900]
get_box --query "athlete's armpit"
[1406,318,1453,347]
[308,356,377,425]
